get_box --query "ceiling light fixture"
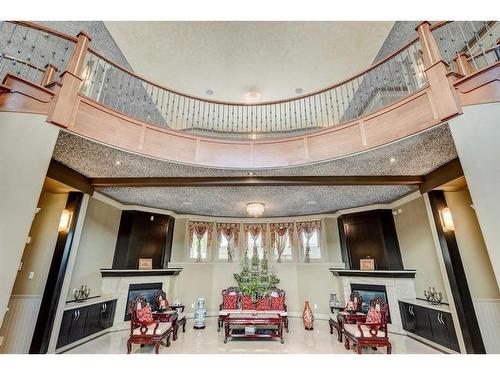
[306,200,317,205]
[245,91,261,103]
[246,202,265,217]
[248,172,254,176]
[114,160,122,166]
[389,157,396,163]
[182,201,193,205]
[206,89,214,96]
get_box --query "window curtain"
[216,223,240,262]
[296,221,321,263]
[243,223,267,258]
[188,221,213,262]
[270,222,294,263]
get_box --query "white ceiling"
[104,21,394,102]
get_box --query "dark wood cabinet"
[56,299,117,349]
[399,301,460,352]
[113,211,175,270]
[338,209,403,270]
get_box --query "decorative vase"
[302,300,314,330]
[193,297,206,329]
[329,293,339,307]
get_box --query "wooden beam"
[419,158,464,194]
[47,159,94,195]
[89,175,424,188]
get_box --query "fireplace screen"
[124,282,163,321]
[350,283,391,323]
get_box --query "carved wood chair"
[269,287,289,333]
[342,297,391,354]
[218,287,240,332]
[127,295,172,354]
[153,289,187,340]
[329,291,364,342]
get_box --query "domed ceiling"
[104,21,394,102]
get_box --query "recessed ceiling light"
[206,89,214,96]
[306,200,317,205]
[248,172,254,176]
[245,92,261,103]
[114,160,122,166]
[389,157,396,163]
[295,88,303,94]
[182,201,192,205]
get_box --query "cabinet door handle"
[104,303,107,313]
[73,310,77,321]
[438,313,443,324]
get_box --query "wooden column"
[47,31,91,128]
[416,22,462,121]
[427,190,486,354]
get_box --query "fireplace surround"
[350,283,391,323]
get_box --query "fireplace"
[350,283,391,323]
[124,282,162,321]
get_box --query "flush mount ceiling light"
[245,91,262,103]
[389,157,396,163]
[114,160,122,166]
[246,202,265,217]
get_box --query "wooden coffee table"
[224,313,284,344]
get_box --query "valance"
[270,222,294,248]
[243,223,267,248]
[216,223,240,247]
[188,221,213,248]
[296,220,322,234]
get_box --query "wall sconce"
[440,207,455,232]
[58,209,72,232]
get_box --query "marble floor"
[65,317,441,354]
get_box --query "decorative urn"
[302,300,314,330]
[193,297,207,329]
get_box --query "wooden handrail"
[9,21,79,43]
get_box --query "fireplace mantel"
[100,268,183,278]
[329,269,416,278]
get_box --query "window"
[218,235,230,259]
[190,231,208,260]
[302,230,321,259]
[274,231,293,261]
[246,232,264,259]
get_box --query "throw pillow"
[270,296,285,311]
[222,294,238,310]
[241,295,255,310]
[256,297,271,311]
[365,307,382,324]
[137,304,154,325]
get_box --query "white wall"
[394,196,449,301]
[449,103,500,288]
[67,197,121,300]
[0,113,59,328]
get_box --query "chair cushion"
[133,322,171,336]
[137,305,154,324]
[222,294,238,310]
[255,297,271,310]
[344,323,386,338]
[365,307,382,324]
[241,295,255,310]
[270,296,285,311]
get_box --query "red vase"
[302,300,314,330]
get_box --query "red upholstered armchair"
[329,291,364,342]
[127,296,172,354]
[342,297,391,354]
[218,287,240,331]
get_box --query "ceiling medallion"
[246,202,265,217]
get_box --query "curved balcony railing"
[0,21,498,140]
[78,38,428,139]
[0,21,76,85]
